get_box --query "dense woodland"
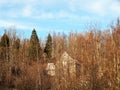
[0,19,120,90]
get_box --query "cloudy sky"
[0,0,120,39]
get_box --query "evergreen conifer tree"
[29,29,41,61]
[44,34,52,59]
[0,33,10,47]
[13,38,20,50]
[0,33,10,61]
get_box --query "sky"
[0,0,120,39]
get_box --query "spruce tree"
[0,33,10,61]
[29,29,41,61]
[44,34,52,59]
[13,38,20,50]
[0,33,10,47]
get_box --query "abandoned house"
[46,63,55,76]
[46,52,81,77]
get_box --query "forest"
[0,19,120,90]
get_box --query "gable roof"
[60,51,80,64]
[60,52,73,61]
[60,52,79,64]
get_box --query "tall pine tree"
[29,29,42,61]
[0,33,10,47]
[13,38,20,50]
[44,34,52,59]
[0,33,10,61]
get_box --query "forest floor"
[0,85,15,90]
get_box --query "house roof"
[60,52,73,61]
[60,51,80,64]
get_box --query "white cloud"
[1,0,120,18]
[0,20,32,30]
[35,11,79,19]
[0,20,55,32]
[110,2,120,15]
[22,5,33,17]
[0,0,120,32]
[69,0,120,17]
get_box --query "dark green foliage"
[13,38,20,50]
[44,34,52,59]
[0,33,10,47]
[0,33,10,61]
[29,29,42,61]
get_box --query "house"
[46,52,81,77]
[46,63,55,76]
[56,52,80,78]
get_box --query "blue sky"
[0,0,120,39]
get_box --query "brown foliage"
[0,21,120,90]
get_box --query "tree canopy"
[29,29,42,61]
[0,33,10,47]
[44,34,52,59]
